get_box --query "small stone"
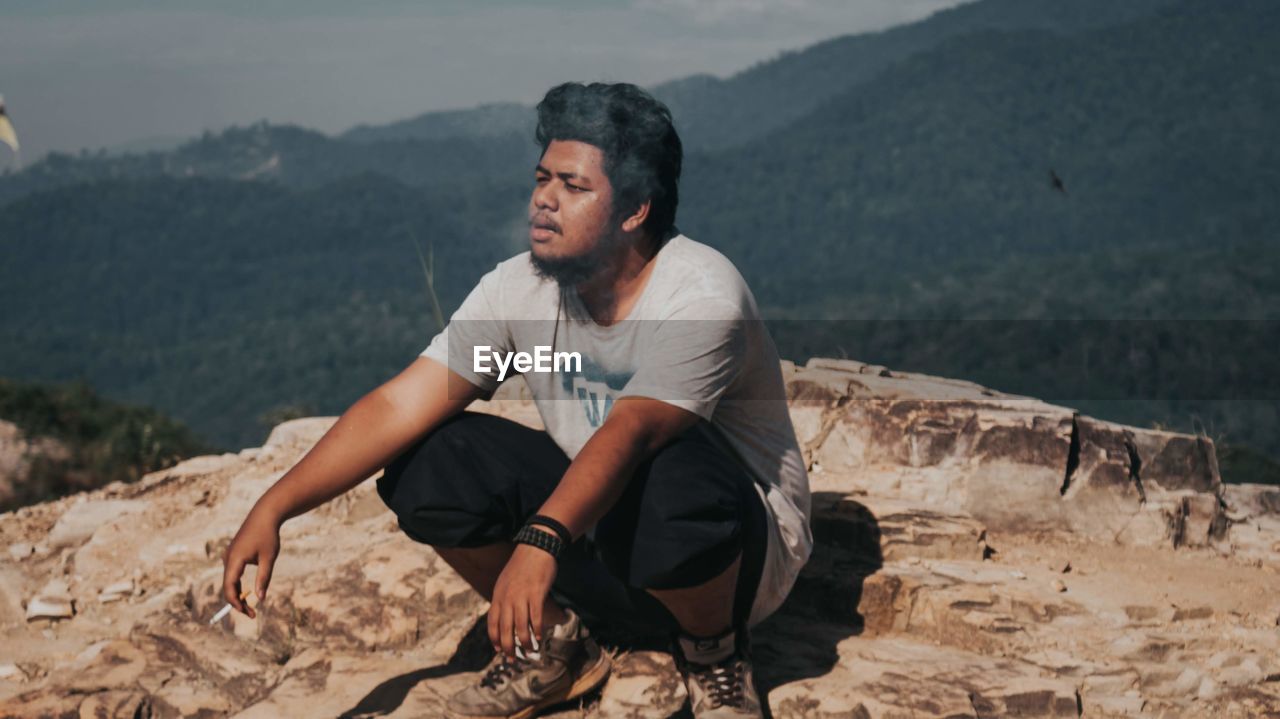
[0,663,22,681]
[1051,579,1067,593]
[1219,658,1265,687]
[26,579,75,621]
[98,579,134,604]
[1171,668,1203,694]
[1197,677,1220,701]
[25,596,74,621]
[1010,570,1028,580]
[6,542,33,561]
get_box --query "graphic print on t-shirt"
[558,355,632,429]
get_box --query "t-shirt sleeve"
[618,299,747,421]
[419,263,512,394]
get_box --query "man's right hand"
[222,507,282,620]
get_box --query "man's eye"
[566,183,584,192]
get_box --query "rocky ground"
[1,358,1279,718]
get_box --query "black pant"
[376,411,768,634]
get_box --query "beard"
[529,225,627,287]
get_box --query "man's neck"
[574,230,665,326]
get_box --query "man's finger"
[514,598,532,654]
[256,549,276,602]
[499,602,515,658]
[223,554,247,613]
[487,601,501,653]
[530,598,544,645]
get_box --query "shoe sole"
[450,651,613,719]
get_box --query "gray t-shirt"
[421,232,812,625]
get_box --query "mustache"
[529,215,561,233]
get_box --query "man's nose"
[533,181,557,211]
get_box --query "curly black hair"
[534,82,683,240]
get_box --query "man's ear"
[620,199,651,234]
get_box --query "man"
[222,82,811,719]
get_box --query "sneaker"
[446,608,611,719]
[675,630,764,718]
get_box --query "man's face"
[528,139,624,285]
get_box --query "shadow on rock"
[752,492,883,701]
[337,616,494,718]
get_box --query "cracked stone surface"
[2,360,1278,718]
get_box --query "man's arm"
[537,396,700,538]
[222,356,485,617]
[489,396,701,655]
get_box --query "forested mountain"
[0,123,537,208]
[342,102,535,145]
[1,175,516,446]
[0,377,210,511]
[681,0,1280,309]
[341,0,1177,151]
[2,0,1276,477]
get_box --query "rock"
[1170,667,1204,695]
[7,541,33,561]
[261,417,337,457]
[1,358,1278,717]
[0,420,71,508]
[1172,605,1213,622]
[25,594,74,621]
[46,499,146,549]
[1218,658,1265,687]
[0,662,23,680]
[25,579,75,621]
[98,579,134,604]
[1197,676,1221,701]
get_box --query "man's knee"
[376,412,526,548]
[595,431,749,590]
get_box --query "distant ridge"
[339,0,1177,151]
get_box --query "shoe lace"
[690,657,747,709]
[479,654,533,689]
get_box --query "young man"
[222,82,811,719]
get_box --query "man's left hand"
[489,541,558,658]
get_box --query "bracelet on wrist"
[526,514,573,547]
[514,524,564,559]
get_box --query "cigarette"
[209,591,251,625]
[209,604,233,625]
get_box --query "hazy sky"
[0,0,968,162]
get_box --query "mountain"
[341,0,1178,151]
[680,0,1280,308]
[342,102,534,144]
[1,0,1276,461]
[0,122,538,208]
[0,174,518,448]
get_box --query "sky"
[0,0,969,163]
